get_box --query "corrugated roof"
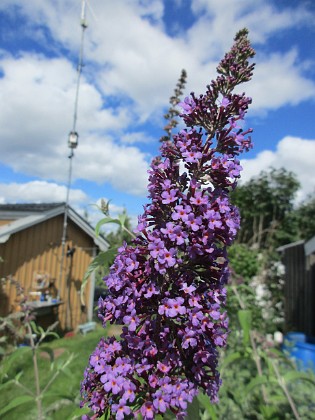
[0,202,64,213]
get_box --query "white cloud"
[2,0,313,119]
[120,131,153,144]
[0,181,87,204]
[0,52,149,193]
[0,0,314,206]
[241,137,315,202]
[246,50,315,113]
[74,135,149,196]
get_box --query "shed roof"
[0,203,109,251]
[305,235,315,257]
[0,203,64,213]
[277,236,315,257]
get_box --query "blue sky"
[0,0,315,227]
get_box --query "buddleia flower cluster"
[81,28,255,419]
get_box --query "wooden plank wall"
[0,215,95,331]
[283,243,315,336]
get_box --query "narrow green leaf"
[0,378,15,391]
[220,351,244,370]
[237,309,252,346]
[0,347,31,378]
[70,406,91,419]
[44,390,75,400]
[243,375,269,398]
[30,320,40,335]
[15,370,24,382]
[118,213,127,226]
[0,395,34,416]
[197,392,217,419]
[61,367,74,379]
[283,370,315,386]
[186,396,201,420]
[45,331,60,340]
[259,404,280,419]
[260,352,276,378]
[95,217,121,237]
[38,326,45,336]
[268,394,286,404]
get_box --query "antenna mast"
[58,0,88,302]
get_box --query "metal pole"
[58,0,87,294]
[58,149,74,293]
[72,1,88,134]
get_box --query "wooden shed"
[0,203,108,332]
[278,236,315,337]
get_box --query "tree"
[294,194,315,241]
[231,167,300,250]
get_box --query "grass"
[0,325,111,420]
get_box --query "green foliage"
[232,167,300,250]
[195,278,315,420]
[228,243,261,280]
[237,309,252,346]
[81,206,135,302]
[0,326,105,419]
[293,194,315,241]
[0,277,84,419]
[105,208,134,248]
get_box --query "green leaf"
[237,309,252,346]
[238,284,256,295]
[38,325,45,336]
[0,346,31,379]
[260,352,276,378]
[15,370,24,382]
[118,213,127,226]
[220,351,244,370]
[61,367,74,379]
[45,331,60,340]
[70,406,91,419]
[259,404,280,419]
[268,394,286,405]
[0,378,15,391]
[243,375,270,399]
[186,396,201,420]
[0,395,34,416]
[197,392,217,419]
[80,247,117,304]
[44,390,75,400]
[283,370,315,386]
[95,217,121,237]
[30,320,40,335]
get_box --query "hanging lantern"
[68,131,79,149]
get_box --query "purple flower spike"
[81,29,255,419]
